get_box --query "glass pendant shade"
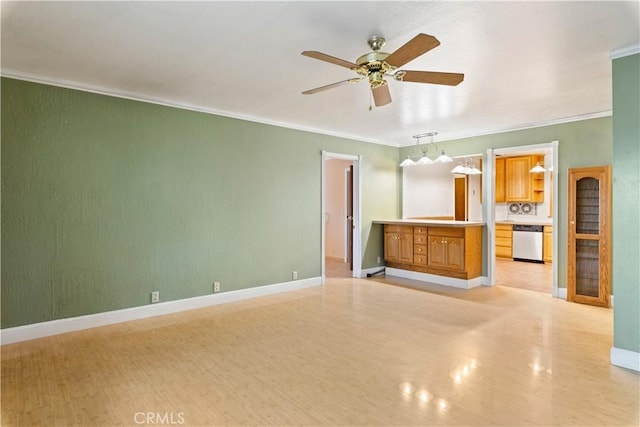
[416,154,434,165]
[435,151,453,163]
[400,156,416,167]
[451,163,466,174]
[530,162,546,173]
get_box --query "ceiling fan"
[301,33,464,107]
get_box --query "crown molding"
[2,69,612,149]
[610,45,640,60]
[0,68,398,147]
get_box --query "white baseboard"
[385,267,483,289]
[361,266,386,278]
[1,277,322,345]
[555,287,567,299]
[611,347,640,372]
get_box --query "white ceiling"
[2,1,639,147]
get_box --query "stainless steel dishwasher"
[512,224,544,263]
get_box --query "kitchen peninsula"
[374,219,485,289]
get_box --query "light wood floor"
[325,256,352,278]
[495,258,553,293]
[2,277,637,426]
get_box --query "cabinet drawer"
[413,234,428,245]
[496,229,512,238]
[414,254,428,265]
[428,227,465,238]
[496,246,512,258]
[495,224,513,231]
[414,244,427,255]
[385,225,413,234]
[413,226,428,235]
[495,237,513,247]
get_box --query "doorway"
[487,142,558,296]
[454,175,468,221]
[322,152,361,281]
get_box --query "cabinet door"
[398,232,414,264]
[384,233,400,262]
[567,166,611,307]
[445,237,465,270]
[495,157,506,202]
[428,236,447,268]
[505,156,532,202]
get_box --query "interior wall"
[402,162,455,218]
[325,159,351,259]
[399,116,613,286]
[1,77,399,328]
[612,53,640,355]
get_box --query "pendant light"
[400,156,416,167]
[529,162,546,173]
[416,148,434,165]
[435,150,453,163]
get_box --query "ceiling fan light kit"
[302,33,464,108]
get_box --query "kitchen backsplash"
[496,202,550,221]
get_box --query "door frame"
[321,151,362,282]
[486,141,559,296]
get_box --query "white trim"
[0,277,322,345]
[344,167,351,263]
[361,266,386,278]
[397,111,611,146]
[610,347,640,372]
[485,148,496,286]
[489,141,559,297]
[555,287,568,300]
[385,267,483,290]
[0,69,393,148]
[610,45,640,60]
[1,70,612,148]
[321,152,362,280]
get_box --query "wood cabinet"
[384,225,413,264]
[428,228,465,270]
[413,226,428,265]
[567,166,611,307]
[505,155,544,203]
[543,225,553,263]
[382,223,482,281]
[495,157,506,202]
[495,223,513,258]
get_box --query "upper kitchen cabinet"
[505,155,544,202]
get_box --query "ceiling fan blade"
[301,51,358,69]
[400,70,464,86]
[302,79,356,95]
[384,34,441,68]
[372,84,392,107]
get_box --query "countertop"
[496,218,553,226]
[373,219,485,227]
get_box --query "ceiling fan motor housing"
[355,51,397,88]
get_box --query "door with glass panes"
[567,166,611,307]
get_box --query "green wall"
[612,53,640,354]
[1,78,399,328]
[399,116,613,288]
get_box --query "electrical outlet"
[214,282,221,293]
[292,271,298,280]
[377,256,381,264]
[151,291,159,303]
